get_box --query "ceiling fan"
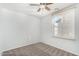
[29,3,53,12]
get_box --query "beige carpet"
[2,42,76,56]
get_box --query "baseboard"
[1,42,40,53]
[42,42,78,56]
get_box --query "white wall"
[0,7,40,53]
[41,4,79,55]
[0,3,79,56]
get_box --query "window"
[52,8,75,40]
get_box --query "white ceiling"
[0,3,75,17]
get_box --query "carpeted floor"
[2,42,76,56]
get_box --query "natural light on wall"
[52,8,75,40]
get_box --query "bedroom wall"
[0,7,40,54]
[41,4,79,55]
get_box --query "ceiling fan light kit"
[37,3,52,12]
[30,3,53,16]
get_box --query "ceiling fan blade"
[29,3,53,6]
[29,4,40,6]
[45,6,50,11]
[45,3,53,5]
[37,8,41,12]
[40,3,53,5]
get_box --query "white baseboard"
[42,42,79,56]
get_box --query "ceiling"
[0,3,76,17]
